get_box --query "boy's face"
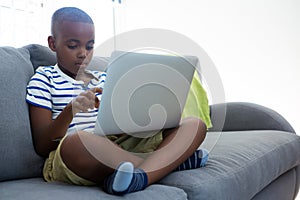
[48,21,95,75]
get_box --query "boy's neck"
[58,65,77,79]
[58,65,94,85]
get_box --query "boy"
[26,7,208,195]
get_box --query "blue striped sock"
[103,162,148,195]
[174,149,209,171]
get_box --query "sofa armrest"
[208,102,295,133]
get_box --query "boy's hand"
[71,87,102,114]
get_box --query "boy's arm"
[29,87,102,157]
[29,103,73,157]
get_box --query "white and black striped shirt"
[26,64,106,134]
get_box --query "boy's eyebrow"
[66,39,95,44]
[66,39,80,43]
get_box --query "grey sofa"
[0,44,299,200]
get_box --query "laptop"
[94,51,196,137]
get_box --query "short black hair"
[51,7,94,36]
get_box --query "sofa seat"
[1,130,299,200]
[159,130,300,200]
[0,178,188,200]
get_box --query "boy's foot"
[103,162,148,195]
[174,149,209,171]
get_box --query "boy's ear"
[48,36,56,51]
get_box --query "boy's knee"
[183,117,206,130]
[60,131,93,160]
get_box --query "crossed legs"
[59,117,207,191]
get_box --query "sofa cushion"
[0,178,187,200]
[23,44,56,70]
[0,46,44,181]
[159,130,300,200]
[23,44,108,72]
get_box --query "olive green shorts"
[43,131,163,186]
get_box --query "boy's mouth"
[75,62,87,67]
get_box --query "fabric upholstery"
[23,44,56,70]
[252,168,297,200]
[23,44,108,72]
[0,47,44,181]
[0,178,187,200]
[209,102,296,133]
[159,130,300,200]
[86,56,109,72]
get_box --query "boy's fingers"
[90,88,102,108]
[95,97,100,108]
[91,87,102,94]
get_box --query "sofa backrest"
[0,44,110,182]
[0,46,44,181]
[23,44,109,72]
[0,44,209,182]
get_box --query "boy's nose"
[78,48,88,58]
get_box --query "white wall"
[116,2,300,197]
[114,0,300,135]
[1,0,299,135]
[40,0,115,47]
[0,0,114,47]
[0,0,45,46]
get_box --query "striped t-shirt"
[26,65,106,134]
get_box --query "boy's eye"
[68,45,77,49]
[86,46,94,51]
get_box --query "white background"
[1,0,299,198]
[1,0,299,135]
